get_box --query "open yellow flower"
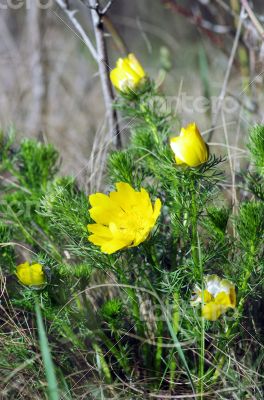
[170,122,209,167]
[191,274,236,321]
[88,182,161,254]
[110,53,146,92]
[16,261,46,287]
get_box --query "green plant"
[0,92,263,399]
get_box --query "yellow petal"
[88,233,110,247]
[133,228,150,246]
[89,193,121,225]
[89,193,110,207]
[206,275,236,308]
[180,122,198,137]
[121,58,143,82]
[202,289,213,303]
[88,223,113,238]
[110,68,130,91]
[16,261,30,272]
[89,206,123,226]
[116,58,141,85]
[202,302,226,321]
[111,223,135,243]
[128,53,146,78]
[170,137,185,165]
[215,289,236,309]
[115,181,136,193]
[214,292,232,308]
[137,188,154,219]
[116,57,126,69]
[219,279,236,307]
[88,230,130,250]
[101,239,131,254]
[109,182,138,211]
[175,155,185,165]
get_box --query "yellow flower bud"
[170,122,209,167]
[191,274,236,321]
[110,53,146,92]
[16,261,46,287]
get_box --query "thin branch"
[101,0,116,16]
[27,1,49,134]
[55,0,98,61]
[162,0,231,44]
[55,0,121,148]
[241,0,264,40]
[222,110,238,214]
[103,15,129,54]
[215,0,238,18]
[208,7,244,141]
[87,0,121,148]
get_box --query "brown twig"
[241,0,264,40]
[162,0,230,46]
[103,15,129,55]
[87,0,121,148]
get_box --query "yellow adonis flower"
[170,122,209,167]
[88,182,161,254]
[191,274,236,321]
[16,261,46,287]
[110,53,146,92]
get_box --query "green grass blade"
[35,301,60,400]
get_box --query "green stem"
[169,350,177,391]
[140,102,159,144]
[189,177,204,397]
[147,117,159,144]
[199,315,205,399]
[191,181,199,280]
[98,331,130,374]
[169,292,180,390]
[197,234,205,400]
[155,319,163,376]
[158,348,176,391]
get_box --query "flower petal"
[202,302,226,321]
[89,193,122,225]
[214,292,232,308]
[128,53,146,78]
